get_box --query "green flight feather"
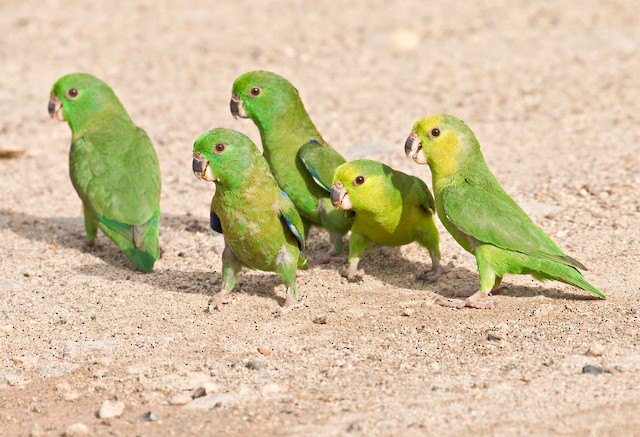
[278,190,306,252]
[441,177,586,270]
[298,139,346,193]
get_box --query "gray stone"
[65,423,90,436]
[97,400,125,419]
[245,358,267,370]
[582,365,607,375]
[184,393,233,410]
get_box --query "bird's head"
[49,73,123,130]
[230,70,302,128]
[405,114,478,176]
[192,128,262,188]
[331,159,393,213]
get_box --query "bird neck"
[69,105,132,139]
[258,105,322,153]
[431,141,486,191]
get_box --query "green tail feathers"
[123,247,159,273]
[533,261,605,299]
[98,212,160,273]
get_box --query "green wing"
[70,126,161,257]
[413,176,436,214]
[442,177,586,270]
[71,128,161,227]
[297,139,346,193]
[278,190,305,250]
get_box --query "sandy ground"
[1,0,640,435]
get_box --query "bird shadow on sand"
[305,231,599,303]
[75,262,288,308]
[1,209,597,305]
[0,208,135,270]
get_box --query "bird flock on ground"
[47,71,604,315]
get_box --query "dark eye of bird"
[214,143,225,153]
[250,87,261,97]
[66,88,79,99]
[354,175,365,186]
[431,128,441,137]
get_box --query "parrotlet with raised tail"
[405,114,604,309]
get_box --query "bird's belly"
[357,218,417,246]
[216,207,291,271]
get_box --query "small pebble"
[139,411,157,422]
[257,346,270,356]
[402,308,415,317]
[168,394,192,406]
[97,400,125,419]
[312,315,327,324]
[64,391,81,402]
[487,332,502,341]
[192,387,206,399]
[245,358,267,370]
[586,343,604,357]
[65,423,90,436]
[582,365,607,375]
[183,393,232,410]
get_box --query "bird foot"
[82,240,96,252]
[341,268,365,283]
[207,292,231,312]
[158,240,165,259]
[437,292,496,310]
[416,261,454,283]
[273,296,306,317]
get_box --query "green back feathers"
[52,73,161,272]
[414,114,589,271]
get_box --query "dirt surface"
[1,0,640,435]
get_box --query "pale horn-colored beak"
[404,132,427,164]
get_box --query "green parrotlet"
[330,159,447,283]
[48,73,161,272]
[192,128,307,315]
[230,71,352,259]
[405,114,604,309]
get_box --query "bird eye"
[430,128,441,137]
[66,88,79,99]
[353,175,366,186]
[250,87,261,97]
[214,143,226,153]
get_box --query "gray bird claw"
[207,294,231,313]
[341,269,365,283]
[83,240,96,252]
[416,262,453,284]
[273,296,306,317]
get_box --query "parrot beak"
[192,154,219,182]
[405,132,427,164]
[330,182,353,210]
[48,94,65,122]
[230,93,248,119]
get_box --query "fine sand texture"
[1,0,640,435]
